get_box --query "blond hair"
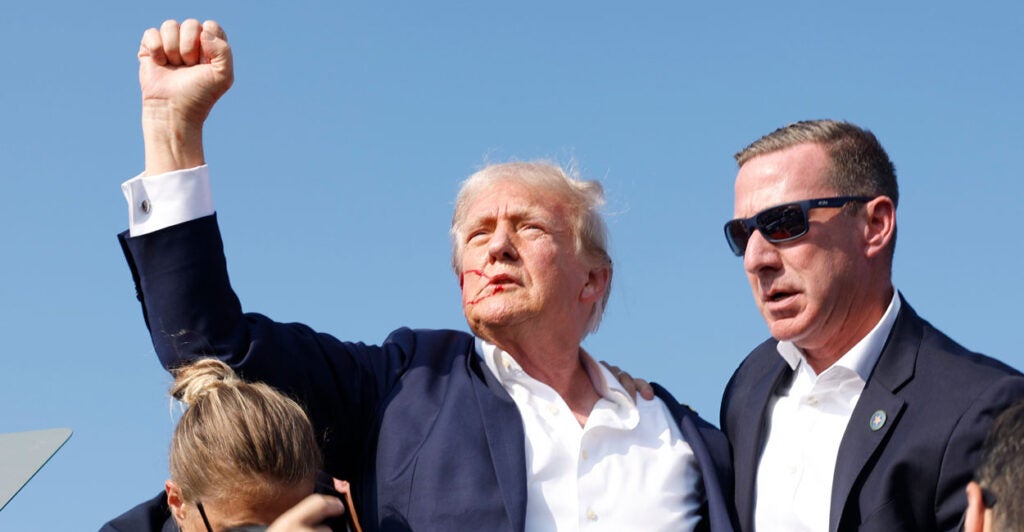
[168,359,320,503]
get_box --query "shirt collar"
[475,338,635,409]
[777,290,901,380]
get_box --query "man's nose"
[743,229,781,274]
[487,225,519,262]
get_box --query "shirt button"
[586,509,598,521]
[548,404,559,416]
[581,449,588,460]
[140,199,151,213]
[806,396,819,406]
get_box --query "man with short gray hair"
[720,119,1024,531]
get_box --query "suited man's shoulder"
[385,327,475,349]
[911,314,1021,378]
[651,383,722,431]
[99,491,175,532]
[724,337,782,390]
[895,313,1024,410]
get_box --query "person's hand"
[138,19,234,174]
[602,362,655,401]
[265,494,345,532]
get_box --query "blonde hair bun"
[170,358,241,406]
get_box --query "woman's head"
[164,358,321,531]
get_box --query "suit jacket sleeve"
[118,214,410,478]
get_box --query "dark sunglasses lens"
[725,220,749,256]
[757,204,807,242]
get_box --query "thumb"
[199,20,233,80]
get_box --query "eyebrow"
[469,204,566,229]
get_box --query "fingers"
[602,362,656,401]
[266,494,345,532]
[139,19,230,68]
[178,19,203,66]
[634,378,655,401]
[333,478,351,494]
[159,20,182,65]
[138,27,166,66]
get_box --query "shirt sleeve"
[121,165,214,237]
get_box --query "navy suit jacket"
[99,492,175,532]
[720,296,1024,532]
[119,214,736,532]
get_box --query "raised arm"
[124,20,400,480]
[138,19,233,175]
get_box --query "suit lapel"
[829,383,906,531]
[829,298,920,532]
[734,355,790,532]
[467,349,528,532]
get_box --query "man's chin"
[766,317,808,343]
[465,306,524,331]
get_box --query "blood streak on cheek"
[466,285,505,305]
[464,269,491,279]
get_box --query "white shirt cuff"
[121,165,214,237]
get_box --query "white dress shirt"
[121,165,214,236]
[478,339,703,532]
[753,292,901,532]
[122,166,705,531]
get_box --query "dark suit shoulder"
[651,383,718,428]
[727,338,781,383]
[887,308,1024,412]
[99,492,175,532]
[914,316,1021,378]
[381,327,477,374]
[720,337,785,423]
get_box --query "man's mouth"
[463,270,518,306]
[765,290,796,303]
[488,273,516,285]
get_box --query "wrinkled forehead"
[462,177,571,224]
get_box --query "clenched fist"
[138,19,233,175]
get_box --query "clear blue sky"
[2,2,1022,529]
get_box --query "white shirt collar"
[777,290,901,380]
[475,337,635,409]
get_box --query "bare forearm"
[142,104,205,175]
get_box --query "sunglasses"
[197,500,265,532]
[724,196,873,256]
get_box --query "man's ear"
[580,266,611,303]
[165,479,188,524]
[862,196,896,259]
[963,481,987,532]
